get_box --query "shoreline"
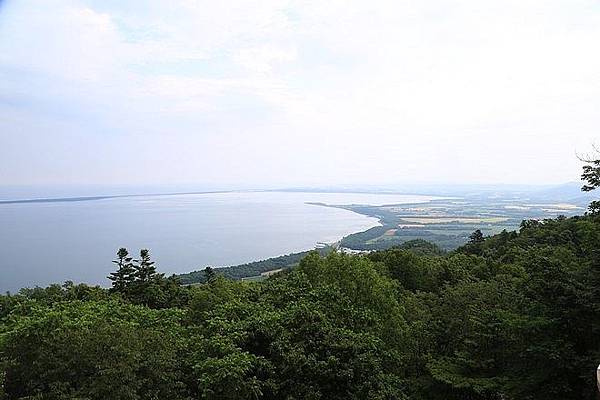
[1,192,438,290]
[178,198,438,284]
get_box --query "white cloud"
[234,46,298,74]
[0,0,598,186]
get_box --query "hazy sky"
[0,0,599,187]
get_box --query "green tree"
[107,247,135,293]
[203,266,217,283]
[581,148,600,214]
[106,248,189,309]
[468,229,484,244]
[421,215,600,399]
[0,301,191,400]
[127,249,164,307]
[133,249,158,283]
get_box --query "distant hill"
[529,181,595,202]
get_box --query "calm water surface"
[0,191,434,292]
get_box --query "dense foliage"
[178,241,442,286]
[1,212,600,399]
[582,151,600,214]
[177,247,332,285]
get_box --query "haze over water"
[0,191,435,292]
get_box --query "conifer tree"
[203,266,217,283]
[108,248,135,293]
[133,249,157,283]
[580,147,600,214]
[469,229,484,244]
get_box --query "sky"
[0,0,599,188]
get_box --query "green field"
[334,195,587,251]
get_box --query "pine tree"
[108,248,135,293]
[203,266,217,283]
[469,229,484,244]
[133,249,157,283]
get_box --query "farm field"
[332,194,588,251]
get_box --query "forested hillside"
[1,211,600,399]
[177,240,443,285]
[177,247,332,285]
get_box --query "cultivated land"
[332,194,588,251]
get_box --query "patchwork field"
[327,195,588,251]
[399,217,509,224]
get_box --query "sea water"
[0,191,434,292]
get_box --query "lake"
[0,191,435,292]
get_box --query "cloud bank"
[0,0,599,187]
